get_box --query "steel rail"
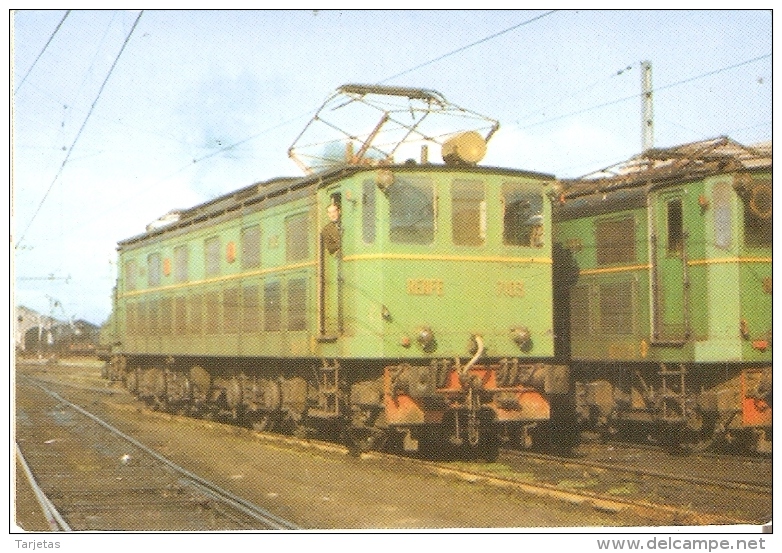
[15,443,72,531]
[500,447,772,496]
[368,451,755,527]
[19,376,301,530]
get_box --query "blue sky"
[11,9,772,325]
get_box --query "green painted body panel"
[115,165,555,361]
[555,170,772,365]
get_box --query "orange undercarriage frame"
[741,368,772,428]
[383,363,552,426]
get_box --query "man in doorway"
[322,201,342,255]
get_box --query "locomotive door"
[317,189,343,341]
[651,191,690,343]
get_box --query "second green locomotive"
[553,137,772,453]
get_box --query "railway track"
[486,446,771,525]
[556,441,772,492]
[370,447,770,527]
[15,376,299,531]
[17,366,771,528]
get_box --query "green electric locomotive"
[553,137,772,453]
[107,85,568,459]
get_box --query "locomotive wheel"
[673,410,717,454]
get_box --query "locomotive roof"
[560,136,772,199]
[118,162,553,249]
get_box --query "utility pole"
[641,60,654,152]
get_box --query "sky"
[10,9,773,326]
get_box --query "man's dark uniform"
[322,221,341,255]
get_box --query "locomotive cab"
[308,156,570,456]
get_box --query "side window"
[124,259,137,291]
[264,281,281,331]
[147,252,162,287]
[204,236,221,277]
[205,292,220,334]
[596,217,635,265]
[188,294,203,335]
[502,183,544,247]
[287,278,307,331]
[223,287,239,334]
[667,199,683,256]
[362,180,376,243]
[241,225,262,269]
[286,212,309,262]
[174,245,189,283]
[599,281,634,335]
[713,182,732,250]
[242,285,259,332]
[388,176,434,244]
[452,179,485,246]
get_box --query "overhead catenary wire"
[16,10,144,248]
[514,63,637,126]
[10,10,639,219]
[379,10,558,84]
[35,11,562,239]
[132,17,767,190]
[137,11,559,171]
[516,53,771,131]
[36,47,772,249]
[14,10,71,95]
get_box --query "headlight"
[510,326,532,351]
[417,327,436,352]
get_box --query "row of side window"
[124,212,310,291]
[591,181,772,268]
[124,278,307,336]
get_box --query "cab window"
[388,176,434,244]
[502,183,543,247]
[666,199,683,256]
[452,179,485,246]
